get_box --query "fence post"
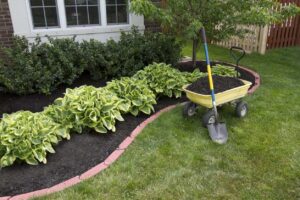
[258,26,269,54]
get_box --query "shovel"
[200,28,228,144]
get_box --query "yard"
[36,44,300,200]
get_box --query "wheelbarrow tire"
[183,102,197,117]
[202,110,216,127]
[235,101,248,118]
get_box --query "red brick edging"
[239,66,261,95]
[1,105,178,200]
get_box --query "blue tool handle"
[201,27,218,112]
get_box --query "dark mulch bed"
[0,96,186,196]
[0,60,256,197]
[0,72,107,118]
[187,75,244,95]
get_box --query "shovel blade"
[207,123,228,144]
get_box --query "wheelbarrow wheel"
[235,101,248,118]
[202,110,216,127]
[183,102,197,117]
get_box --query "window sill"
[23,24,145,38]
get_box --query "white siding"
[8,0,144,43]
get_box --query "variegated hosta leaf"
[44,86,126,134]
[0,111,69,167]
[133,62,197,98]
[106,77,157,116]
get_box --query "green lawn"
[37,44,300,200]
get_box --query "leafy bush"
[212,64,238,77]
[83,27,182,79]
[0,111,70,167]
[45,86,127,134]
[106,77,157,116]
[80,39,114,80]
[133,63,188,98]
[0,36,84,95]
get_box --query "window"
[65,0,101,26]
[106,0,129,25]
[29,0,59,28]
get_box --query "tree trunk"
[192,39,198,68]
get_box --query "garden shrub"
[0,27,181,94]
[106,77,157,116]
[0,111,70,167]
[0,36,84,95]
[83,27,182,79]
[44,86,127,134]
[80,39,113,80]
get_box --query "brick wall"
[0,0,13,48]
[144,0,162,32]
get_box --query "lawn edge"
[3,103,181,200]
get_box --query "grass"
[37,44,300,200]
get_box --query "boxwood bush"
[83,27,182,79]
[0,28,181,94]
[0,36,84,95]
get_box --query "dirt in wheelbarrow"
[187,75,244,95]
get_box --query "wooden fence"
[214,0,300,54]
[267,0,300,49]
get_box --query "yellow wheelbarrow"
[182,79,252,126]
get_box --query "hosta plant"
[0,111,70,167]
[212,64,238,77]
[45,86,127,134]
[106,77,157,116]
[182,69,207,83]
[133,63,187,98]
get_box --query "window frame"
[64,0,102,27]
[106,0,129,25]
[29,0,61,29]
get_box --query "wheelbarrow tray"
[182,79,252,108]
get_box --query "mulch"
[186,75,244,95]
[0,61,256,196]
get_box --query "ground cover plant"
[44,86,126,134]
[106,77,156,116]
[0,111,69,167]
[133,63,205,98]
[35,45,300,200]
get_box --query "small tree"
[131,0,300,66]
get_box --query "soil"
[187,75,244,95]
[0,72,107,118]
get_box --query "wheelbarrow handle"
[230,46,245,67]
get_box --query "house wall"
[7,0,145,43]
[0,0,13,47]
